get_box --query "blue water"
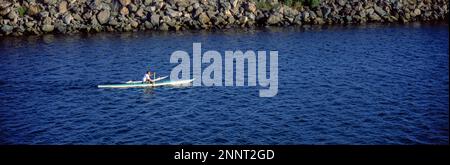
[0,24,448,144]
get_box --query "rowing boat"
[125,76,168,84]
[98,79,194,88]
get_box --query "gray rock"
[144,20,152,29]
[26,22,35,28]
[64,14,73,24]
[133,0,142,5]
[144,0,152,6]
[186,6,193,12]
[1,25,13,34]
[56,23,67,33]
[176,0,188,8]
[28,5,40,16]
[366,8,374,16]
[119,0,131,6]
[73,14,82,21]
[345,15,352,22]
[167,8,180,17]
[239,16,248,25]
[338,0,346,6]
[374,5,387,16]
[162,15,172,25]
[149,6,156,12]
[42,24,55,32]
[39,11,50,18]
[198,12,210,25]
[193,2,200,9]
[284,7,299,18]
[43,0,57,5]
[245,2,257,14]
[303,11,310,22]
[120,6,129,15]
[0,7,10,16]
[124,24,132,31]
[315,8,323,18]
[43,17,53,25]
[194,7,203,17]
[59,1,68,14]
[369,13,381,21]
[129,4,138,12]
[7,10,17,20]
[83,11,92,19]
[314,17,325,25]
[309,10,317,19]
[97,10,110,24]
[359,10,366,18]
[424,11,432,17]
[98,3,112,11]
[413,8,421,16]
[207,10,216,18]
[159,23,169,31]
[230,0,239,8]
[150,14,160,26]
[167,0,177,7]
[267,14,281,25]
[136,8,144,18]
[0,1,12,9]
[227,16,235,24]
[131,20,138,28]
[212,16,225,25]
[323,6,331,18]
[90,16,99,26]
[294,14,302,25]
[248,13,256,21]
[108,18,119,26]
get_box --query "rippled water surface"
[0,24,448,144]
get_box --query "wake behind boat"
[98,78,194,88]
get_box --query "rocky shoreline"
[0,0,448,36]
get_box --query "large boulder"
[7,10,17,20]
[0,1,12,9]
[0,7,10,16]
[374,5,387,17]
[267,14,282,25]
[131,20,138,28]
[63,14,73,24]
[42,24,54,32]
[284,6,299,18]
[28,5,40,16]
[1,25,13,34]
[150,14,160,26]
[167,8,181,18]
[119,0,131,6]
[369,13,382,21]
[97,10,110,24]
[198,12,210,25]
[59,1,68,14]
[338,0,346,6]
[136,8,144,18]
[43,0,57,5]
[159,23,169,31]
[144,21,153,29]
[245,2,257,14]
[120,6,129,15]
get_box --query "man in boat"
[143,71,155,84]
